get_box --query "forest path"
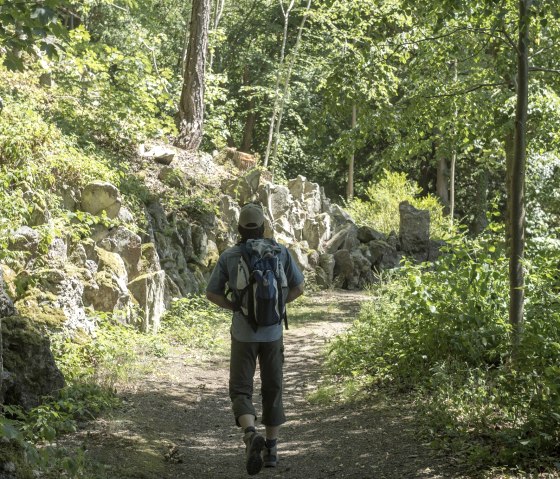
[65,291,465,479]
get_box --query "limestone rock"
[357,226,385,243]
[81,181,121,219]
[319,253,335,284]
[287,244,309,272]
[143,145,176,165]
[98,226,142,278]
[221,169,262,205]
[399,201,430,260]
[302,213,331,251]
[333,249,354,285]
[128,270,166,333]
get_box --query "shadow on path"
[63,290,466,479]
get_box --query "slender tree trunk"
[347,103,357,200]
[176,0,211,151]
[263,0,295,167]
[208,0,225,70]
[450,59,458,222]
[509,0,531,356]
[240,66,256,152]
[436,155,449,206]
[270,0,313,165]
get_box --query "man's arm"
[286,282,304,303]
[206,291,239,311]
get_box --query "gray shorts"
[229,337,286,427]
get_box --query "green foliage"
[345,170,450,239]
[327,231,560,469]
[0,0,69,71]
[160,295,230,350]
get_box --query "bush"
[327,231,560,469]
[345,170,450,239]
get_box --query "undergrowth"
[326,228,560,473]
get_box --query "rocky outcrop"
[5,156,441,345]
[0,273,64,409]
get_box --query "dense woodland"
[0,0,559,477]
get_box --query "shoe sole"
[246,435,265,476]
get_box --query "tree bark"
[270,0,313,165]
[346,103,357,200]
[436,155,449,206]
[509,0,531,356]
[263,0,295,168]
[176,0,211,151]
[240,66,256,152]
[450,59,458,223]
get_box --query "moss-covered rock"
[1,315,65,410]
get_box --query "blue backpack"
[235,239,288,331]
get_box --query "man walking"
[206,202,304,475]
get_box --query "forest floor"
[56,291,548,479]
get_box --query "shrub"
[345,170,450,239]
[327,231,560,469]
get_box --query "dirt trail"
[64,291,464,479]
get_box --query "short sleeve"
[206,254,229,295]
[282,247,305,288]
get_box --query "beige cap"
[238,203,264,229]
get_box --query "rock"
[139,243,162,274]
[258,183,292,220]
[81,181,121,219]
[117,206,135,224]
[84,270,129,314]
[158,166,184,187]
[350,249,373,288]
[60,185,80,211]
[287,175,321,216]
[8,226,40,255]
[143,145,176,165]
[302,213,331,251]
[328,204,353,229]
[308,250,320,269]
[0,272,16,319]
[221,169,262,205]
[319,253,335,284]
[333,249,354,286]
[128,270,166,333]
[98,226,142,278]
[164,276,182,307]
[1,316,65,410]
[315,267,330,288]
[191,224,208,263]
[399,201,430,256]
[357,225,385,243]
[47,237,67,267]
[287,244,309,272]
[96,247,128,281]
[325,224,358,253]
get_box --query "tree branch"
[422,81,509,99]
[529,66,560,74]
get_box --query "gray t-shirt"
[206,241,304,342]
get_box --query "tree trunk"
[270,0,313,165]
[176,0,211,151]
[436,155,449,207]
[450,59,458,223]
[263,0,295,168]
[347,103,357,200]
[240,109,256,153]
[208,0,225,70]
[509,0,531,356]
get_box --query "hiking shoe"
[263,444,278,468]
[243,432,265,475]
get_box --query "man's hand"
[286,282,304,303]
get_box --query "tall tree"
[176,0,211,150]
[509,0,531,354]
